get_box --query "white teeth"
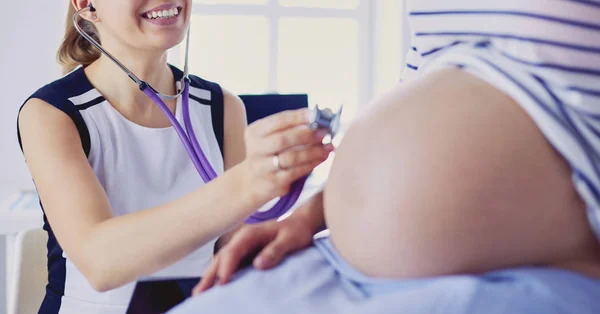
[146,7,180,19]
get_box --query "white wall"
[0,3,67,194]
[0,1,68,312]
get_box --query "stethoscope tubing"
[73,5,306,223]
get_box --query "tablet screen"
[126,278,199,314]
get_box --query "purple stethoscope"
[74,5,342,223]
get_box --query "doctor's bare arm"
[213,89,249,251]
[17,95,328,292]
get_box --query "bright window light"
[279,0,360,9]
[185,15,270,94]
[277,17,358,120]
[169,0,405,129]
[193,0,268,4]
[172,0,406,187]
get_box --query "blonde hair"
[57,4,101,74]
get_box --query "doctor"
[16,0,333,313]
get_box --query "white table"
[0,190,44,314]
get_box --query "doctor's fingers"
[273,160,323,188]
[250,125,328,156]
[246,108,310,137]
[250,144,331,176]
[276,143,334,170]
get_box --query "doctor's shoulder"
[17,68,91,163]
[184,71,245,111]
[186,72,247,158]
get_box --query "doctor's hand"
[192,208,318,295]
[238,109,334,207]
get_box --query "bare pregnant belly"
[324,68,600,279]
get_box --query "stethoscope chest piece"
[309,105,343,139]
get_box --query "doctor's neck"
[84,43,177,112]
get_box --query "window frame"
[169,0,376,108]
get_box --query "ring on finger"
[273,154,285,171]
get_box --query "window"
[169,0,405,123]
[169,0,406,182]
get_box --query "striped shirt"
[403,0,600,240]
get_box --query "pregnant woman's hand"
[193,211,317,295]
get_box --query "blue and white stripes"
[403,0,600,240]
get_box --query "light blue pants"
[169,236,600,314]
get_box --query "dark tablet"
[126,278,199,314]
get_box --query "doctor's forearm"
[80,164,257,292]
